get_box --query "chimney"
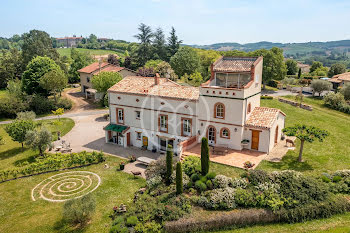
[155,73,160,85]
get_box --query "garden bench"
[137,157,155,165]
[212,146,228,155]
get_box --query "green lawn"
[258,97,350,176]
[0,155,145,233]
[57,48,123,58]
[0,118,75,171]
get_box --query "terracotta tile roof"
[245,107,286,129]
[94,66,125,75]
[78,62,110,74]
[108,76,199,101]
[213,57,259,72]
[330,72,350,83]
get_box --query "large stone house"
[104,56,286,156]
[56,36,83,48]
[329,72,350,89]
[78,62,136,100]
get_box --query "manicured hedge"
[0,151,105,182]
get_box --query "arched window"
[220,128,230,139]
[247,103,251,114]
[214,103,225,119]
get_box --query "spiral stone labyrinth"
[31,171,101,202]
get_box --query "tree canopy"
[328,63,346,78]
[0,48,24,88]
[5,120,35,148]
[68,48,94,83]
[91,71,122,94]
[283,124,328,162]
[310,61,323,73]
[22,56,62,95]
[153,27,168,61]
[40,69,68,102]
[170,46,201,77]
[310,79,332,96]
[285,59,298,75]
[22,30,59,65]
[134,23,154,66]
[25,127,52,156]
[167,27,182,59]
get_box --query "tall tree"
[22,56,61,95]
[285,59,298,75]
[134,23,154,66]
[176,162,183,195]
[309,61,323,73]
[25,127,52,156]
[328,63,346,78]
[252,47,287,89]
[0,48,24,88]
[153,27,167,61]
[310,79,332,96]
[39,69,68,102]
[167,27,182,60]
[283,125,328,162]
[298,68,302,78]
[155,61,178,81]
[21,30,59,65]
[170,46,201,77]
[68,48,93,83]
[91,71,122,99]
[5,120,35,148]
[166,144,173,185]
[201,137,209,175]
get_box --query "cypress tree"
[201,137,210,175]
[176,162,183,195]
[166,144,173,185]
[298,68,302,78]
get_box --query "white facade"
[105,57,286,155]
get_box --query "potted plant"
[128,155,136,162]
[241,139,250,146]
[243,161,255,170]
[119,162,125,170]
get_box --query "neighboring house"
[56,36,83,48]
[297,62,310,73]
[78,62,136,100]
[329,72,350,89]
[104,56,286,156]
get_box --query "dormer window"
[214,103,225,119]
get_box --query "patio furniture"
[212,146,228,155]
[137,157,156,165]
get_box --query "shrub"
[201,137,210,175]
[213,175,232,189]
[206,172,216,180]
[234,188,257,207]
[176,162,183,195]
[0,96,29,118]
[146,175,163,190]
[230,178,248,189]
[261,95,273,99]
[321,175,331,183]
[267,79,279,88]
[29,94,55,114]
[55,97,72,110]
[194,180,207,192]
[190,173,200,182]
[206,180,213,189]
[63,194,96,225]
[166,145,173,185]
[145,156,171,180]
[246,170,270,186]
[182,156,201,176]
[332,176,342,183]
[134,221,162,233]
[110,224,128,233]
[277,196,350,223]
[333,170,350,178]
[200,187,236,210]
[126,216,138,227]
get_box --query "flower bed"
[0,151,105,182]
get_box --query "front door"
[274,126,279,144]
[160,139,167,151]
[208,126,216,145]
[127,132,131,146]
[251,130,260,150]
[142,136,148,147]
[117,133,123,145]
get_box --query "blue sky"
[1,0,350,44]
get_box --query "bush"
[234,188,257,207]
[277,196,350,223]
[55,97,72,110]
[200,187,236,210]
[213,175,232,189]
[261,95,273,99]
[201,137,210,175]
[146,175,163,190]
[194,180,207,192]
[110,224,128,233]
[29,94,54,114]
[230,178,248,189]
[182,156,201,177]
[126,216,138,227]
[332,176,342,183]
[206,172,216,180]
[206,180,213,189]
[190,173,200,182]
[145,156,169,180]
[0,96,29,118]
[63,194,96,225]
[246,170,270,186]
[0,151,105,182]
[134,221,162,233]
[321,175,331,183]
[267,80,279,88]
